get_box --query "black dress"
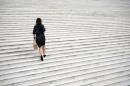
[33,24,46,48]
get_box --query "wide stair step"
[0,0,130,86]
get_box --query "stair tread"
[0,0,130,85]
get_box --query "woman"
[33,18,46,61]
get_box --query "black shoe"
[40,55,44,61]
[44,55,46,57]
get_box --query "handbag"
[33,40,38,50]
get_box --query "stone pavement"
[0,0,130,86]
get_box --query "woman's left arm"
[43,25,46,34]
[33,26,36,40]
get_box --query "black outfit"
[33,24,46,48]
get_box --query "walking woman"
[33,18,46,61]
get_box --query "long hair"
[36,18,42,25]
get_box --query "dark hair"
[36,18,42,25]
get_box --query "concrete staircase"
[0,0,130,86]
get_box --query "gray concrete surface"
[0,0,130,86]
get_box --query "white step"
[0,47,129,71]
[0,35,129,51]
[105,79,130,86]
[0,0,130,86]
[0,40,129,59]
[0,39,129,61]
[4,65,130,86]
[84,75,130,86]
[0,54,129,80]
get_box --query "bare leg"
[42,45,46,55]
[39,47,44,56]
[39,47,44,61]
